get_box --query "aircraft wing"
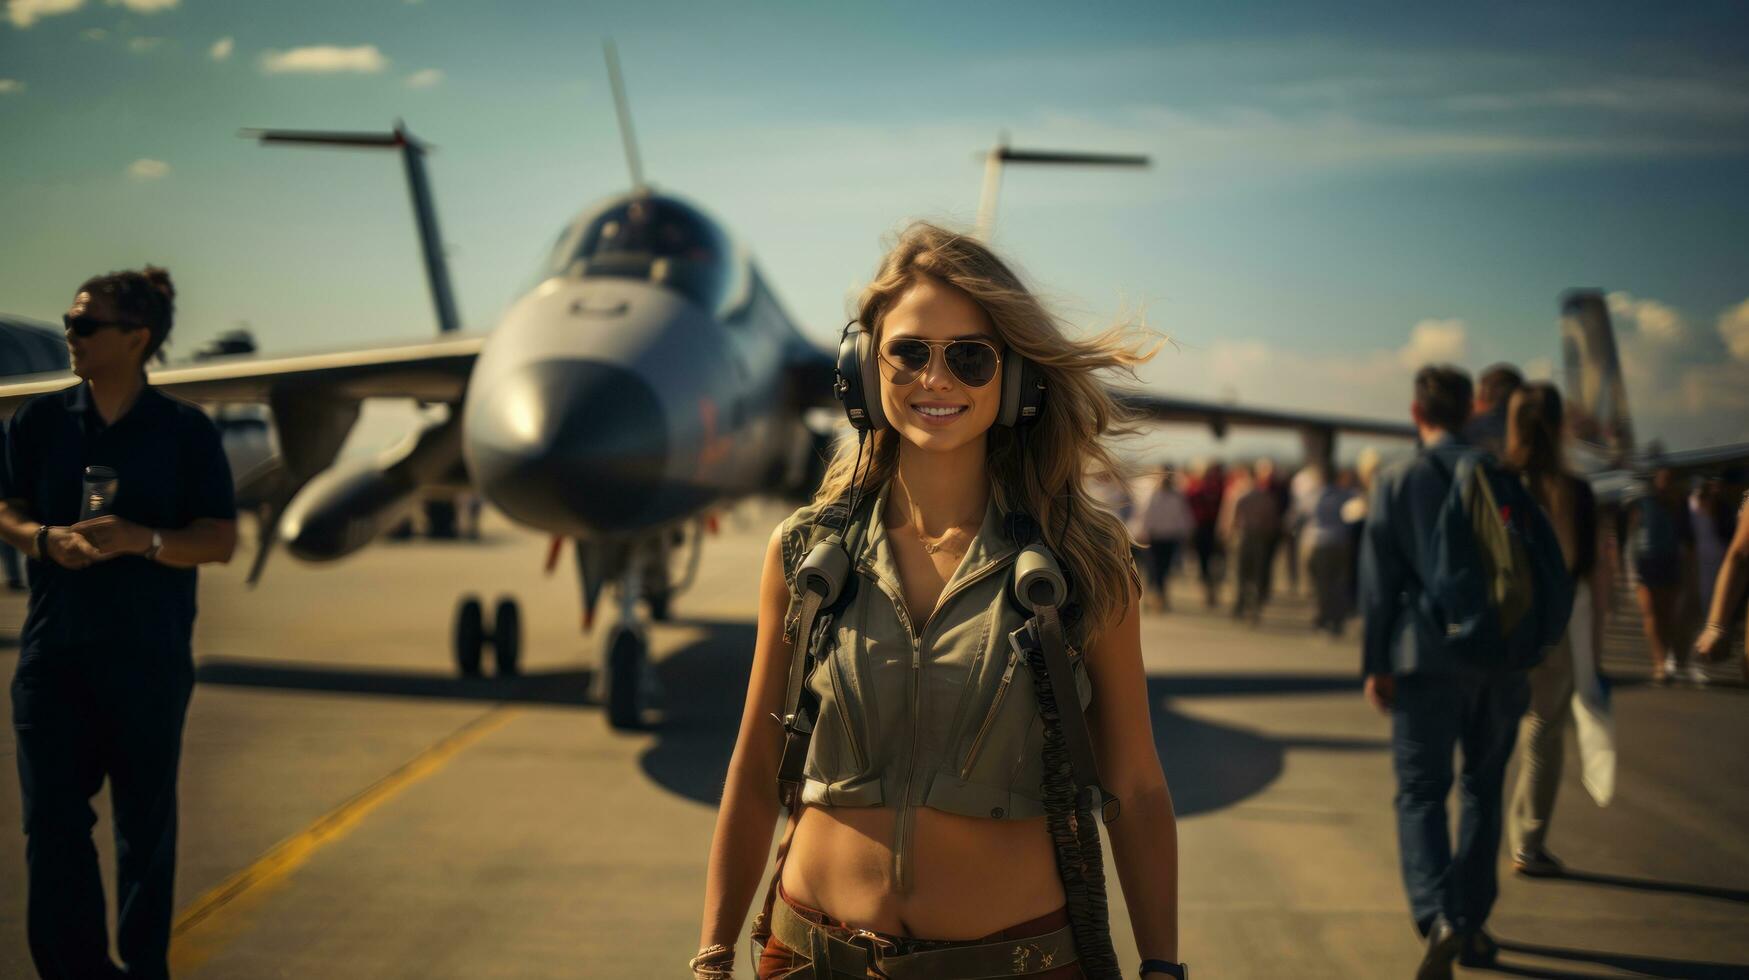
[785,343,1414,440]
[1113,390,1416,439]
[1644,442,1749,475]
[0,334,485,419]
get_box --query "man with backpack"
[1359,365,1574,980]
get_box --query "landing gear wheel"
[454,596,485,677]
[492,597,521,676]
[605,626,645,730]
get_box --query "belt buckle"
[846,928,896,979]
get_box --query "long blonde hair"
[814,222,1160,643]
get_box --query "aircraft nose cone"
[466,359,669,535]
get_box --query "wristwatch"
[1141,959,1188,979]
[143,530,163,562]
[34,524,50,561]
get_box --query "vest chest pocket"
[958,644,1021,780]
[963,641,1095,789]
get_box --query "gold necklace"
[914,520,975,555]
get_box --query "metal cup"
[80,465,118,521]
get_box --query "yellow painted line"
[169,705,519,965]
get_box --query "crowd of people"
[1102,363,1748,689]
[1099,452,1381,637]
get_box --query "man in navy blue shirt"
[0,268,236,979]
[1359,365,1531,980]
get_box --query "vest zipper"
[959,648,1018,780]
[859,551,1017,894]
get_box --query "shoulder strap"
[773,492,875,809]
[1032,604,1120,823]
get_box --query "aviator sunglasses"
[63,314,145,338]
[878,337,1002,388]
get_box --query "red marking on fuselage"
[697,397,735,474]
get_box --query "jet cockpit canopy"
[549,194,733,314]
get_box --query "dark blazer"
[1359,434,1475,677]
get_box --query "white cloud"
[1607,291,1687,344]
[80,26,105,40]
[260,44,388,75]
[209,36,232,61]
[1137,316,1470,430]
[0,78,22,94]
[1719,298,1749,364]
[106,0,177,11]
[1397,317,1468,368]
[127,158,170,179]
[6,0,84,29]
[1595,293,1749,448]
[405,68,442,89]
[126,36,162,52]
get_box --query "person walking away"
[1344,450,1381,614]
[1253,458,1291,604]
[1221,464,1280,625]
[1359,365,1571,980]
[1463,363,1522,457]
[1626,467,1699,684]
[1131,466,1194,612]
[1287,463,1326,598]
[1690,479,1735,673]
[1305,469,1357,636]
[1093,467,1141,580]
[1502,383,1608,878]
[1185,459,1226,608]
[0,268,238,980]
[1694,488,1749,680]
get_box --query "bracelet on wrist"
[1703,622,1727,635]
[33,524,50,562]
[689,943,734,978]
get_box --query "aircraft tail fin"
[1559,289,1636,462]
[241,124,462,334]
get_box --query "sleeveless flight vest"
[776,479,1094,894]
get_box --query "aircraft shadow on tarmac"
[641,618,1387,819]
[193,616,1388,818]
[195,658,596,706]
[1484,939,1749,979]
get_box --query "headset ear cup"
[999,351,1023,428]
[1000,354,1045,428]
[835,326,867,430]
[858,326,888,432]
[1021,357,1046,425]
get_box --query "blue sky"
[3,0,1746,456]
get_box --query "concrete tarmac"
[2,507,1746,978]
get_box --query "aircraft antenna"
[603,40,647,194]
[240,123,462,335]
[974,135,1151,240]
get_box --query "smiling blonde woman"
[695,223,1184,980]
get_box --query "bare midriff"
[780,802,1066,940]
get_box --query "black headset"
[833,318,1045,433]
